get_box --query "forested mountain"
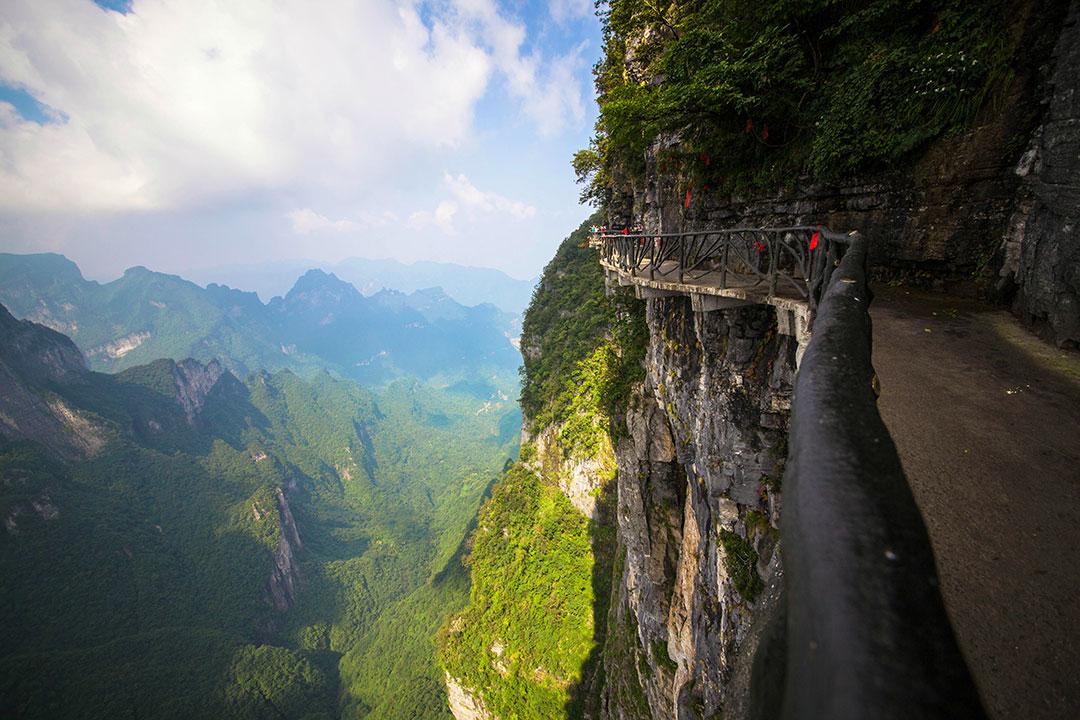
[0,253,520,383]
[0,304,519,718]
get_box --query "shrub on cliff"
[519,216,646,440]
[577,0,1013,198]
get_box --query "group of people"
[589,224,645,236]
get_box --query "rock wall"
[602,299,795,720]
[1001,1,1080,346]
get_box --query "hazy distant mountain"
[181,256,538,314]
[0,253,520,383]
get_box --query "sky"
[0,0,603,282]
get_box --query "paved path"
[870,286,1080,720]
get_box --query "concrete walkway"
[870,286,1080,720]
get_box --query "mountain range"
[179,257,538,315]
[0,302,519,718]
[0,253,521,384]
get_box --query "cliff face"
[1002,1,1080,346]
[0,303,103,458]
[171,358,226,424]
[602,302,793,719]
[265,487,304,612]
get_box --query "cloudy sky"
[0,0,601,281]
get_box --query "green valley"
[0,302,519,718]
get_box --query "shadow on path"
[871,286,1080,720]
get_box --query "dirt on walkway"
[870,285,1080,720]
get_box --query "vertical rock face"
[171,358,225,424]
[445,674,494,720]
[266,488,303,612]
[603,299,794,720]
[1004,0,1080,347]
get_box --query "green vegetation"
[439,217,637,717]
[437,465,600,718]
[576,0,1013,201]
[0,338,518,717]
[720,529,762,602]
[519,216,647,451]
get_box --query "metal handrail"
[775,232,986,719]
[594,227,852,315]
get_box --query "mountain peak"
[0,303,88,385]
[0,252,85,285]
[282,269,363,310]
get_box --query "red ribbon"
[684,187,692,209]
[810,230,819,251]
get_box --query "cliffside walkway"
[597,228,988,719]
[595,227,854,343]
[596,226,1077,718]
[871,287,1080,720]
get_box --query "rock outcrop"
[266,487,303,612]
[528,423,616,521]
[446,674,494,720]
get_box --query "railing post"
[768,232,778,298]
[720,238,728,289]
[679,236,686,284]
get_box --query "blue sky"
[0,0,603,281]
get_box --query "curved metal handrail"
[776,233,986,719]
[595,227,851,314]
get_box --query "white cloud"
[0,0,585,213]
[406,172,534,234]
[444,172,535,219]
[407,200,459,234]
[449,0,587,135]
[287,207,398,234]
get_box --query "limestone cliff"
[265,487,304,612]
[171,358,226,424]
[600,300,793,719]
